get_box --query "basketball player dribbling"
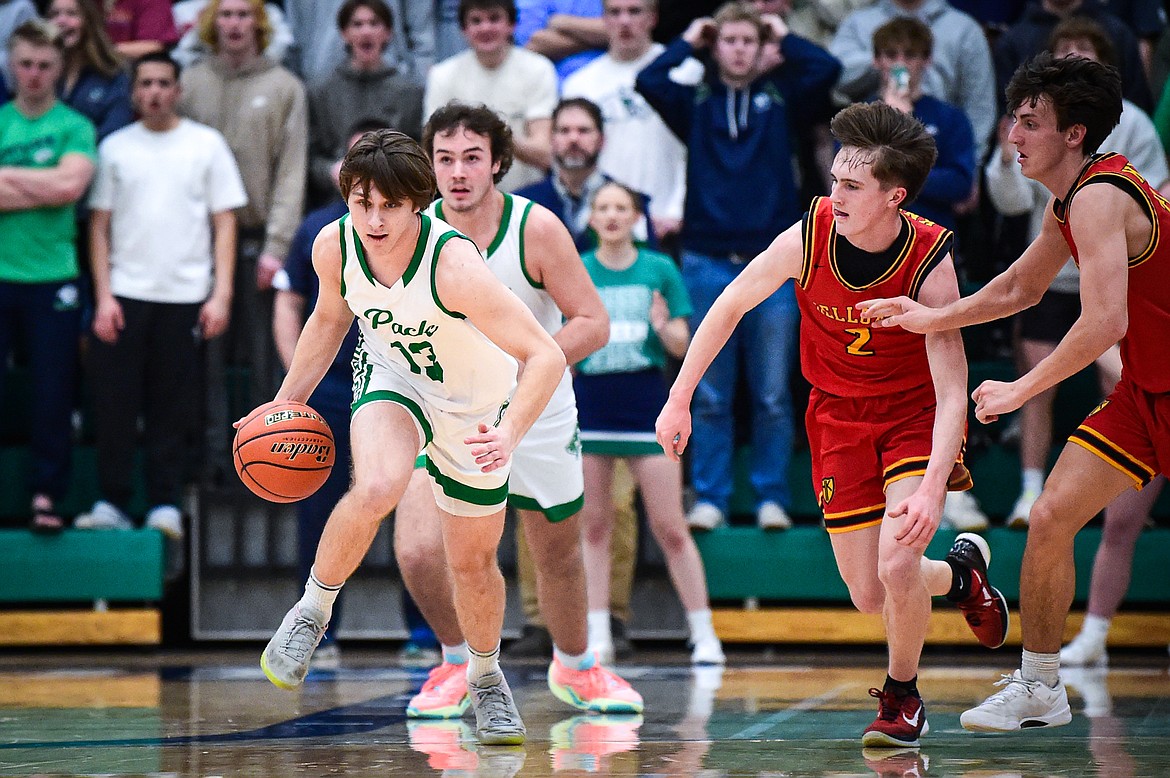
[657,102,1010,748]
[258,129,565,746]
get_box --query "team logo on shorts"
[1088,399,1110,416]
[820,477,835,506]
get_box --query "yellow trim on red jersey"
[827,211,915,291]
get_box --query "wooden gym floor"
[1,646,1169,776]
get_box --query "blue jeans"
[681,250,799,513]
[0,280,80,501]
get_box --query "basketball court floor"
[1,647,1168,776]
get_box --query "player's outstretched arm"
[274,221,356,404]
[857,206,1068,332]
[524,204,610,364]
[436,237,566,471]
[891,255,967,550]
[656,222,803,462]
[972,184,1130,424]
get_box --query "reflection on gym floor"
[1,650,1168,776]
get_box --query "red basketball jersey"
[797,197,953,398]
[1053,152,1170,393]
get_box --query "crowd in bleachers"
[1,1,1168,618]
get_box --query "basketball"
[233,400,335,503]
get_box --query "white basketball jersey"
[429,194,575,416]
[341,212,517,414]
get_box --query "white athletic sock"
[442,641,469,666]
[587,610,612,646]
[1079,614,1112,643]
[1022,649,1061,687]
[466,643,501,685]
[301,568,342,621]
[687,609,717,645]
[1021,468,1044,496]
[554,644,596,671]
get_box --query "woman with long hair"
[48,0,132,141]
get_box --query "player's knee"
[1025,493,1067,542]
[847,583,885,614]
[395,532,441,576]
[877,549,919,591]
[348,477,406,519]
[447,545,500,581]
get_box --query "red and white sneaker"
[862,688,929,747]
[548,657,644,714]
[407,661,470,719]
[947,532,1010,649]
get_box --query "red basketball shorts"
[1070,374,1168,489]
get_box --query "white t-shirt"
[562,45,687,221]
[425,46,557,192]
[89,119,248,303]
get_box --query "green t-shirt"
[0,101,97,283]
[578,248,692,375]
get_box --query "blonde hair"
[199,0,273,53]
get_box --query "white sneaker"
[1060,630,1108,667]
[74,500,133,530]
[941,491,989,531]
[1008,489,1038,529]
[690,636,725,665]
[261,604,329,690]
[959,670,1072,731]
[145,505,183,540]
[686,503,725,531]
[756,501,792,530]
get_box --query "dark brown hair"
[1005,51,1122,156]
[1048,16,1117,68]
[422,102,515,185]
[829,101,937,202]
[339,129,436,210]
[458,0,517,28]
[337,0,393,31]
[553,97,604,133]
[872,16,932,59]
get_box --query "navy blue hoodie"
[635,35,840,257]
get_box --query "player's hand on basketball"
[467,422,514,473]
[855,296,936,333]
[199,294,231,340]
[92,295,124,344]
[971,379,1024,424]
[655,397,691,463]
[889,490,942,550]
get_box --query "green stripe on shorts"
[351,390,433,446]
[509,493,584,523]
[425,456,509,506]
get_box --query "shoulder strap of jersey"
[907,224,954,300]
[799,196,829,289]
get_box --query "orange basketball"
[233,400,335,503]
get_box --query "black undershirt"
[832,215,912,289]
